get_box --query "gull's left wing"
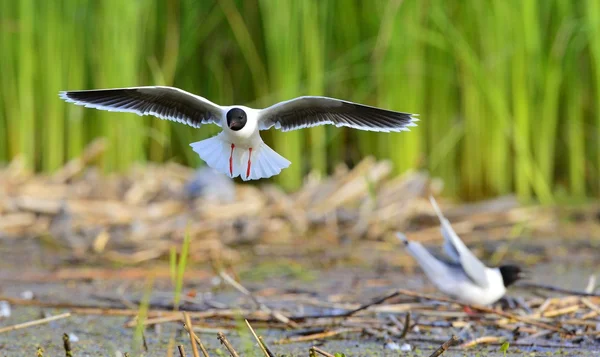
[258,96,418,132]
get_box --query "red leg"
[246,147,253,179]
[229,143,235,176]
[463,306,477,315]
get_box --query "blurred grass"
[0,0,598,201]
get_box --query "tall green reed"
[0,0,598,201]
[40,1,64,171]
[375,0,425,173]
[92,0,147,171]
[17,0,36,170]
[259,0,303,190]
[63,5,86,161]
[585,0,600,195]
[301,0,327,175]
[0,0,17,163]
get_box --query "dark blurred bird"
[184,167,235,203]
[60,86,418,180]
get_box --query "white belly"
[435,270,507,305]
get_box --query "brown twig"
[62,333,73,357]
[219,271,298,328]
[541,304,580,318]
[0,312,71,334]
[245,319,275,357]
[460,336,503,348]
[516,282,600,297]
[275,328,362,344]
[581,298,600,314]
[309,346,335,357]
[399,312,411,338]
[219,271,261,307]
[343,289,400,317]
[258,336,276,357]
[217,332,240,357]
[168,338,176,357]
[177,345,187,357]
[517,330,553,344]
[428,335,459,357]
[124,314,182,328]
[181,315,211,357]
[349,289,571,335]
[142,331,149,352]
[183,312,201,357]
[0,296,283,322]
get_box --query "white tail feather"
[402,239,452,281]
[190,134,290,180]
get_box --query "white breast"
[221,106,262,148]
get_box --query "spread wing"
[429,196,490,288]
[59,86,223,128]
[258,96,418,132]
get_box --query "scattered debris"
[0,145,556,267]
[1,142,598,355]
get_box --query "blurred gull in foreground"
[59,86,418,181]
[397,196,525,305]
[184,167,236,204]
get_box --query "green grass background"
[0,0,599,202]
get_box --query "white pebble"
[211,276,222,286]
[385,342,400,350]
[20,290,34,300]
[400,343,412,352]
[68,333,79,342]
[0,301,11,317]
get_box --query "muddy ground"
[1,232,599,356]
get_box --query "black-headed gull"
[396,196,524,305]
[59,86,418,180]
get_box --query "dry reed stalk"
[217,332,239,357]
[219,271,298,328]
[245,320,275,357]
[428,335,459,356]
[125,315,181,328]
[275,327,362,344]
[0,312,71,334]
[309,346,335,357]
[183,313,201,357]
[542,304,581,318]
[348,289,571,334]
[177,345,187,357]
[459,336,503,348]
[62,333,73,357]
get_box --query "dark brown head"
[499,265,525,287]
[226,108,247,131]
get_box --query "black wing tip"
[58,90,77,103]
[396,232,410,245]
[58,90,95,104]
[58,88,136,103]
